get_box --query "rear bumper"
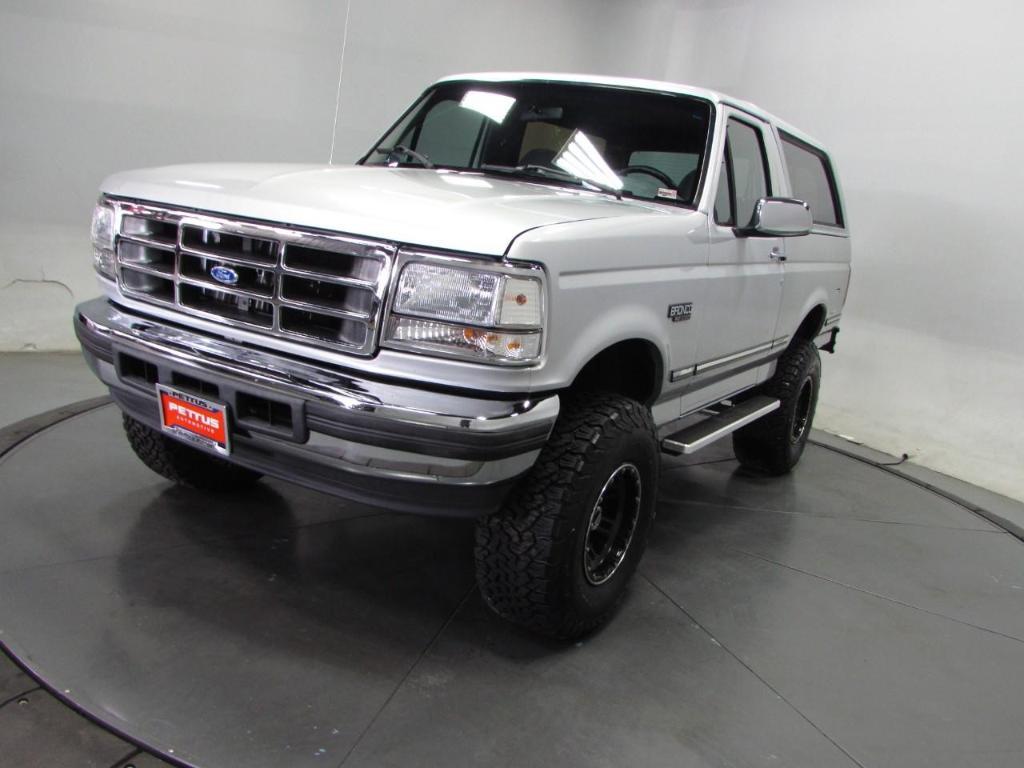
[74,297,558,516]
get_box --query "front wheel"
[474,392,659,640]
[732,339,821,475]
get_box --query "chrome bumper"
[74,297,558,516]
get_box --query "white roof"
[436,72,823,149]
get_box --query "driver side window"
[714,153,733,225]
[714,118,771,228]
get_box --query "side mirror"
[742,198,812,237]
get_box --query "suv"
[75,73,849,639]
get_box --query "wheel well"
[570,339,662,406]
[793,305,827,343]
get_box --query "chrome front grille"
[112,201,394,356]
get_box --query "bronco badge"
[668,302,693,322]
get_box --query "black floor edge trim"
[0,396,181,768]
[0,396,113,457]
[809,438,1024,543]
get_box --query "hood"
[100,163,671,256]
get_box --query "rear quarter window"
[780,133,843,227]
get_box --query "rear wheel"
[733,339,821,475]
[474,392,659,640]
[122,413,262,492]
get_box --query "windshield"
[361,80,713,206]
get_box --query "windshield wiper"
[480,163,622,199]
[374,144,434,168]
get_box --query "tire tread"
[475,392,656,639]
[733,340,820,475]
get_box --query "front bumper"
[74,297,558,516]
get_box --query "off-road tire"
[122,413,262,492]
[475,392,659,640]
[732,339,821,475]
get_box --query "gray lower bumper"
[74,297,559,516]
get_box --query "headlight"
[90,200,116,279]
[394,262,542,327]
[385,258,544,364]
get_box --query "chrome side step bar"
[660,395,780,456]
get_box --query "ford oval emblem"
[209,265,239,286]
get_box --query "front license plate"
[157,385,231,456]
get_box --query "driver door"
[696,110,785,374]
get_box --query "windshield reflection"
[554,129,623,191]
[362,80,711,206]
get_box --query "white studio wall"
[1,0,1020,500]
[648,0,1024,501]
[324,0,667,165]
[0,0,347,350]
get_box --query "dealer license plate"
[157,385,231,456]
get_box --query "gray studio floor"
[1,353,1023,768]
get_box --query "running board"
[660,396,780,456]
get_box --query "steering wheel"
[616,165,674,188]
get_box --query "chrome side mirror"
[743,198,813,237]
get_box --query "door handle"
[769,247,787,262]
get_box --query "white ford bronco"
[76,73,850,638]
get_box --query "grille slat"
[278,297,371,322]
[117,252,175,278]
[121,266,175,303]
[121,215,178,247]
[178,275,275,303]
[180,224,278,265]
[177,248,284,271]
[279,275,374,316]
[279,265,376,290]
[120,233,178,251]
[179,256,276,297]
[113,202,393,356]
[178,283,275,327]
[279,306,369,346]
[282,243,382,282]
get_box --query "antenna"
[328,0,353,165]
